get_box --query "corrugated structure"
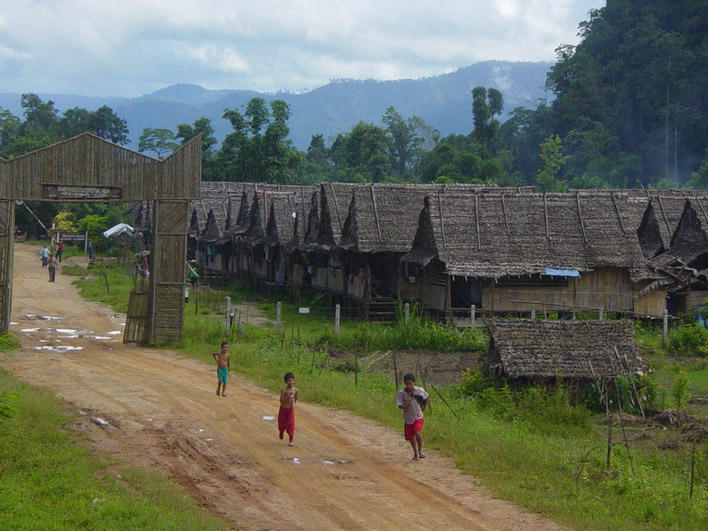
[486,318,647,379]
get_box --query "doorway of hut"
[451,276,482,309]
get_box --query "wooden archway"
[0,133,201,344]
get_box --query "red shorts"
[404,418,425,441]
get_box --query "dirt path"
[1,243,563,530]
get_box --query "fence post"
[404,302,410,323]
[599,306,604,320]
[663,309,669,348]
[224,296,231,334]
[276,301,282,338]
[470,304,476,328]
[531,308,536,320]
[335,303,341,337]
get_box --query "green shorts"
[217,367,229,383]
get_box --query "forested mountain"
[0,61,549,150]
[508,0,707,187]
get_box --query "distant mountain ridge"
[0,61,551,150]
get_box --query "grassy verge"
[0,341,226,530]
[64,267,708,530]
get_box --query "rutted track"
[1,243,563,530]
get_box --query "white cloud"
[0,0,603,96]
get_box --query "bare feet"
[419,453,426,459]
[216,390,220,396]
[412,455,419,461]
[221,393,227,397]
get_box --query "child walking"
[212,341,230,397]
[396,374,429,460]
[278,372,298,446]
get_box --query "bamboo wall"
[399,264,665,317]
[484,268,663,316]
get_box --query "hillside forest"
[1,0,706,235]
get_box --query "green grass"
[0,366,227,530]
[65,270,708,530]
[63,263,134,313]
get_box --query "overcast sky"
[0,0,604,97]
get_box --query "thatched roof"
[487,318,647,379]
[648,199,708,287]
[310,182,360,251]
[402,191,657,280]
[302,190,321,247]
[339,183,529,254]
[189,182,316,242]
[265,187,316,250]
[242,187,316,247]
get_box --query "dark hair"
[284,372,295,382]
[403,373,415,382]
[220,341,228,348]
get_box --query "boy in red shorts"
[396,374,429,460]
[278,372,298,446]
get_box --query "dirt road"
[1,243,562,530]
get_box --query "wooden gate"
[0,133,201,344]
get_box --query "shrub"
[667,325,708,357]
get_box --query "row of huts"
[131,182,708,321]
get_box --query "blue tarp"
[544,268,580,277]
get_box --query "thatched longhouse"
[400,191,666,317]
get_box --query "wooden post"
[599,306,604,320]
[404,302,410,323]
[689,439,697,498]
[445,275,453,323]
[354,352,359,386]
[195,278,199,316]
[276,301,282,337]
[224,296,231,335]
[0,201,14,334]
[531,308,536,320]
[392,352,399,389]
[663,309,669,348]
[335,303,341,337]
[470,304,476,328]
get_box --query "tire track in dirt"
[1,243,564,530]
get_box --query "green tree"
[138,128,179,158]
[87,106,129,144]
[176,117,217,154]
[471,86,503,154]
[382,106,438,179]
[687,147,708,189]
[0,108,21,155]
[535,135,569,192]
[330,122,390,182]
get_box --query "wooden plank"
[0,201,14,334]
